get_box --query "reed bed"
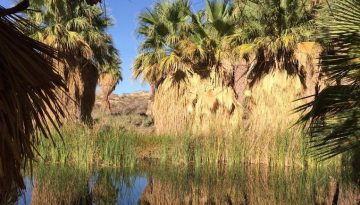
[36,118,174,168]
[35,114,342,169]
[148,69,320,166]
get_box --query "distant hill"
[94,91,151,116]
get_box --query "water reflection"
[13,164,360,205]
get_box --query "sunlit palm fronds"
[0,7,66,194]
[298,0,360,159]
[134,0,239,88]
[133,0,192,87]
[232,0,316,86]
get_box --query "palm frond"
[0,9,66,194]
[298,0,360,159]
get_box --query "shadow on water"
[12,163,360,205]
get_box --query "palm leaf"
[298,0,360,159]
[0,8,66,194]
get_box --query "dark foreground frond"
[0,7,66,197]
[298,0,360,160]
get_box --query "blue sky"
[105,0,153,94]
[1,0,204,94]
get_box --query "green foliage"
[133,0,192,85]
[133,0,317,87]
[232,0,316,85]
[35,119,341,168]
[28,0,119,72]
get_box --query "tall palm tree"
[133,0,243,134]
[298,0,360,160]
[178,0,237,85]
[29,0,117,123]
[0,0,106,198]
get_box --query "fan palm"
[179,0,238,84]
[232,0,316,103]
[0,2,66,196]
[134,0,244,135]
[133,0,192,92]
[297,0,360,160]
[29,0,117,123]
[134,0,239,89]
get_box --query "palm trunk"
[233,60,249,105]
[80,63,99,123]
[99,73,118,114]
[295,42,322,103]
[100,84,112,114]
[57,59,98,123]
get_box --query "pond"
[15,163,360,205]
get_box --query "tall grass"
[36,123,138,168]
[36,117,175,168]
[36,112,344,169]
[148,69,324,166]
[36,73,347,169]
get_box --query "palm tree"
[99,50,122,113]
[0,1,66,196]
[29,0,117,123]
[134,0,238,90]
[232,0,317,104]
[298,0,360,160]
[133,0,243,135]
[0,0,107,198]
[133,0,192,94]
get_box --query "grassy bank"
[35,115,342,169]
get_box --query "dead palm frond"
[0,6,66,195]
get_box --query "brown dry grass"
[152,72,242,136]
[244,70,306,164]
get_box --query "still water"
[15,164,360,205]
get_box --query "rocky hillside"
[93,91,154,131]
[94,91,151,116]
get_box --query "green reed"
[35,118,345,170]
